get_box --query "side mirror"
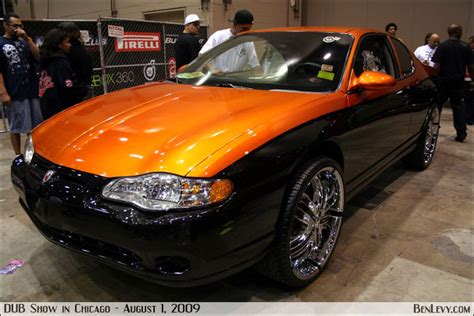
[352,70,396,90]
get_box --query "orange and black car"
[12,27,439,288]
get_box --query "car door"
[344,34,412,182]
[390,37,435,137]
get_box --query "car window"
[391,38,415,77]
[207,41,262,74]
[353,36,397,78]
[177,32,353,92]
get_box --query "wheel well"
[297,141,345,172]
[317,142,344,171]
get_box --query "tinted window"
[391,38,415,77]
[353,36,397,77]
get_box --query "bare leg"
[10,133,21,155]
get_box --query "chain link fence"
[0,17,208,132]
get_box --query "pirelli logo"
[115,32,161,52]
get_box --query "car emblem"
[42,170,56,184]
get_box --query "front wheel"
[403,105,440,170]
[258,157,344,288]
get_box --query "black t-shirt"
[432,38,473,81]
[0,36,39,100]
[174,33,201,69]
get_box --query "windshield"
[177,32,353,92]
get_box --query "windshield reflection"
[177,32,353,92]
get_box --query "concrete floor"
[0,107,472,302]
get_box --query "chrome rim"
[423,107,440,165]
[289,166,344,280]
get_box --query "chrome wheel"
[289,166,344,280]
[423,107,440,165]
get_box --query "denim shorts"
[7,98,43,133]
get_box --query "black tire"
[403,105,440,170]
[257,156,345,288]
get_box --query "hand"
[203,63,223,75]
[14,28,27,39]
[1,93,11,105]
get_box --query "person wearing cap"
[199,9,259,73]
[199,9,255,54]
[175,14,203,70]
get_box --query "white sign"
[143,60,157,81]
[107,24,124,38]
[79,30,89,42]
[322,36,341,43]
[0,302,472,315]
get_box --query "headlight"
[24,135,34,164]
[102,173,233,211]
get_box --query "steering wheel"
[293,62,322,74]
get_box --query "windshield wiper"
[217,83,253,89]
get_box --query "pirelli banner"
[1,18,207,95]
[98,17,208,93]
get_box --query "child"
[39,28,86,119]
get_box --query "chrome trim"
[423,107,440,165]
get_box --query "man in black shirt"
[432,24,474,142]
[175,14,203,70]
[0,13,42,155]
[466,36,474,125]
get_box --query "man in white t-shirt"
[199,9,259,73]
[414,33,440,68]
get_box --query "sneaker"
[455,134,466,142]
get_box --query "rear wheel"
[258,157,344,288]
[403,106,440,170]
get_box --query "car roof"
[245,26,383,38]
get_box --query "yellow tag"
[317,71,335,81]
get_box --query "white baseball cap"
[184,14,203,25]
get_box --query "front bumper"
[11,154,279,287]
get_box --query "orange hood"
[33,82,346,177]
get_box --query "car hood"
[33,82,345,177]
